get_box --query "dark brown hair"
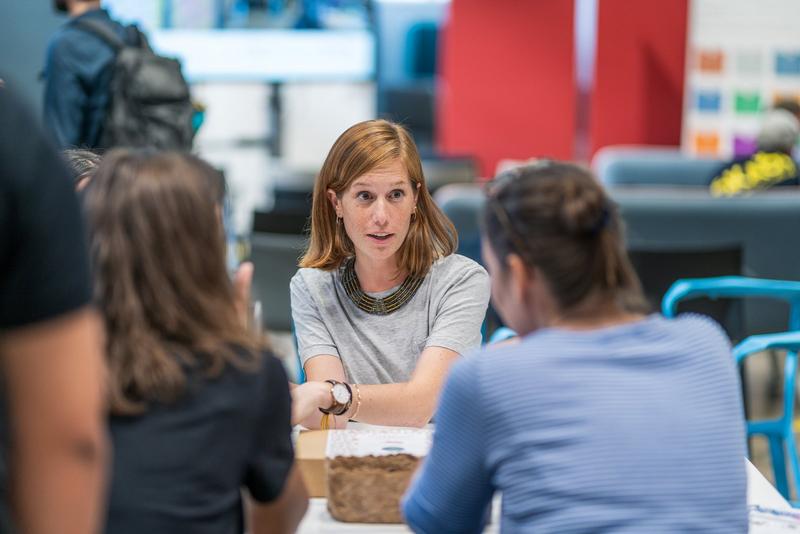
[299,119,457,277]
[85,150,262,415]
[483,161,646,312]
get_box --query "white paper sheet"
[325,428,433,458]
[749,505,800,532]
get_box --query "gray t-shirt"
[290,254,490,385]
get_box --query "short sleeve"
[0,85,92,329]
[245,353,295,503]
[290,272,341,364]
[425,260,490,355]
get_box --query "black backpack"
[72,19,195,151]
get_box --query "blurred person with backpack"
[44,0,195,151]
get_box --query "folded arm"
[296,345,459,428]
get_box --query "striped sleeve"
[402,359,493,533]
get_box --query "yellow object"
[710,151,797,196]
[320,413,331,430]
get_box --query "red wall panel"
[591,0,688,155]
[436,0,575,177]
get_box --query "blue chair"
[662,276,800,501]
[291,321,306,385]
[293,338,306,384]
[488,327,517,344]
[405,21,438,80]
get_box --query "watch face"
[332,383,350,404]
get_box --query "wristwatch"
[319,379,353,416]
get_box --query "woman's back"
[85,150,304,533]
[409,314,747,533]
[405,160,747,533]
[105,350,292,534]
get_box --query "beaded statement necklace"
[340,257,424,315]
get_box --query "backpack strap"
[123,25,150,51]
[71,18,128,52]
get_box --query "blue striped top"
[403,314,748,533]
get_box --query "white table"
[746,459,791,510]
[298,497,500,534]
[297,458,786,533]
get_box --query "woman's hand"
[290,381,332,426]
[233,261,253,328]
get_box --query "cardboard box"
[295,427,433,499]
[296,430,329,497]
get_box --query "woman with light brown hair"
[84,150,307,534]
[290,119,490,428]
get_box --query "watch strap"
[319,379,353,416]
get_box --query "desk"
[747,459,791,510]
[297,458,785,532]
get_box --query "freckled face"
[328,160,418,266]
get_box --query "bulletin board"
[681,0,800,157]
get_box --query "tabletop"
[297,457,786,533]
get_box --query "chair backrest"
[434,183,484,264]
[249,232,307,332]
[253,208,309,235]
[421,156,478,193]
[592,145,724,187]
[434,183,506,337]
[661,280,800,501]
[405,21,438,80]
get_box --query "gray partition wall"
[614,187,800,338]
[435,183,800,339]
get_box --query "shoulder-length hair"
[84,150,262,415]
[299,119,457,277]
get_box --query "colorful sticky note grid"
[735,92,761,114]
[695,91,721,112]
[776,52,800,75]
[733,135,758,158]
[773,92,800,107]
[698,50,724,73]
[693,132,720,155]
[736,51,762,76]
